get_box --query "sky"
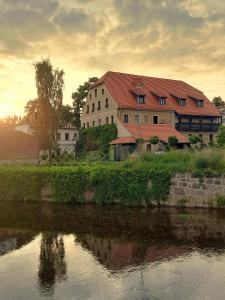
[1,0,225,117]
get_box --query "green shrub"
[216,195,225,207]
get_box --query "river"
[0,203,225,300]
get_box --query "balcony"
[175,123,220,132]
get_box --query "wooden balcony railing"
[175,123,220,132]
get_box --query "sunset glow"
[1,0,225,116]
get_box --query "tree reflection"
[38,233,67,296]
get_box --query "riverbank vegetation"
[1,149,225,206]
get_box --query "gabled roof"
[110,124,189,144]
[92,71,220,117]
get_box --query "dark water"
[1,204,225,300]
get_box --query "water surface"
[1,203,225,300]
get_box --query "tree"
[168,136,178,149]
[72,77,98,128]
[217,125,225,148]
[149,136,159,145]
[188,135,200,148]
[24,99,39,124]
[34,58,64,158]
[60,104,75,125]
[212,96,225,112]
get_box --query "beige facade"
[81,83,118,128]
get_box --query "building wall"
[57,128,78,153]
[181,131,217,145]
[81,83,118,128]
[118,109,175,127]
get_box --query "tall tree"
[212,96,225,112]
[34,58,64,158]
[72,77,98,128]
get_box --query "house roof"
[110,124,189,144]
[0,129,39,159]
[92,71,221,117]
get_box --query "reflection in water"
[1,203,225,299]
[38,233,67,296]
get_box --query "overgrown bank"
[1,150,225,207]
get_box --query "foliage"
[78,124,117,158]
[72,77,98,128]
[192,151,225,175]
[168,136,178,148]
[217,125,225,148]
[1,150,225,206]
[0,115,23,129]
[216,195,225,207]
[33,58,64,158]
[189,135,200,145]
[212,96,225,112]
[60,104,75,126]
[149,136,159,145]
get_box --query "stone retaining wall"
[167,173,225,208]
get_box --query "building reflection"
[38,233,67,296]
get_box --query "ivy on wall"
[0,165,171,206]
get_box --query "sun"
[0,102,15,118]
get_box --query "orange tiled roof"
[92,71,220,117]
[110,136,136,145]
[110,124,189,144]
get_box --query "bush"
[192,151,225,174]
[149,136,159,145]
[216,195,225,207]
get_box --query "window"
[86,105,89,114]
[87,122,90,128]
[92,103,95,112]
[89,94,92,99]
[197,100,204,107]
[83,124,86,129]
[56,133,61,140]
[159,97,166,105]
[98,119,101,125]
[111,116,114,124]
[135,115,139,124]
[102,89,104,95]
[105,98,109,108]
[210,134,214,142]
[92,120,95,127]
[97,101,101,110]
[153,115,159,124]
[147,144,151,152]
[73,133,78,140]
[144,115,148,124]
[199,134,203,142]
[106,117,109,124]
[178,99,186,106]
[65,133,69,141]
[124,114,129,123]
[95,89,97,97]
[138,95,145,104]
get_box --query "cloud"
[53,8,103,34]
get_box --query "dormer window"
[178,98,186,106]
[196,100,204,107]
[159,97,166,105]
[137,95,145,104]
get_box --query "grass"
[120,149,225,176]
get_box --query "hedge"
[0,164,171,206]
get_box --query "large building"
[81,71,221,151]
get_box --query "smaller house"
[15,123,78,154]
[110,122,189,160]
